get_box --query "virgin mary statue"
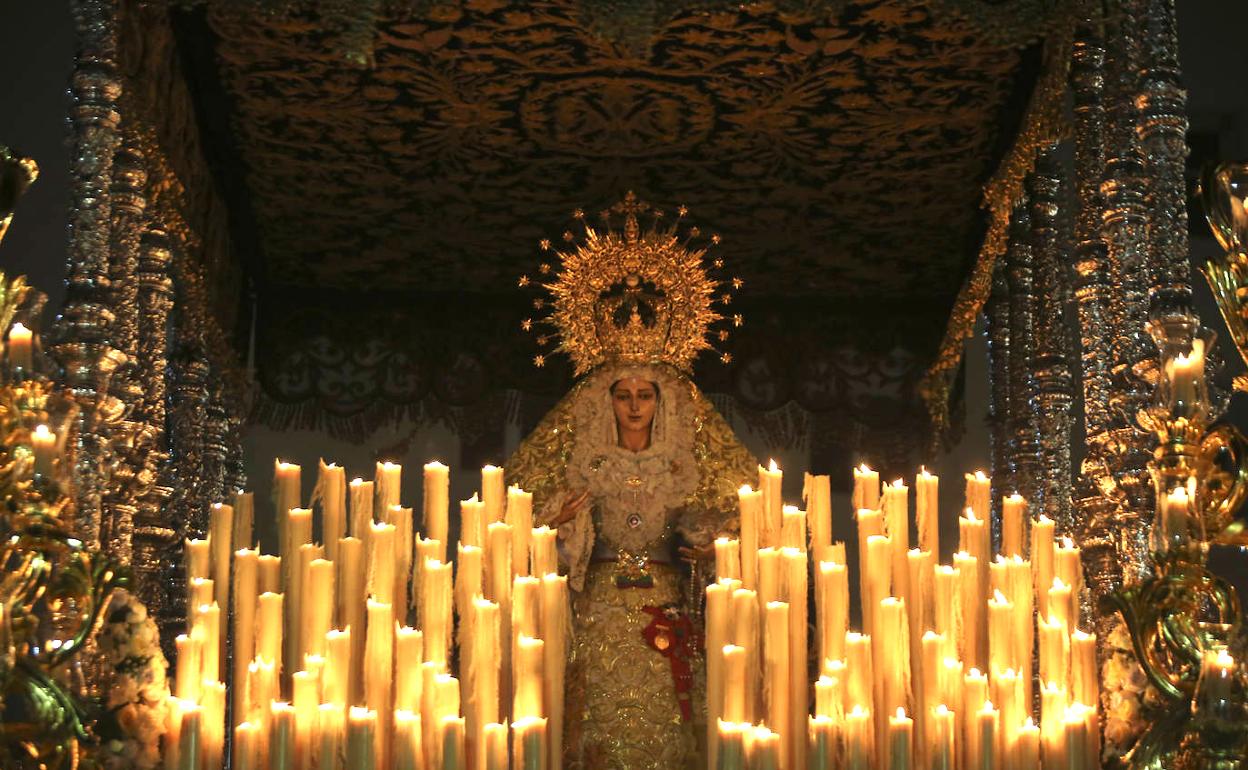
[506,194,757,769]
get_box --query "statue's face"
[611,377,658,435]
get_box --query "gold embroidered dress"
[507,363,754,769]
[504,193,756,769]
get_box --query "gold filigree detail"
[542,193,725,375]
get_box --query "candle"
[918,631,943,758]
[907,549,934,704]
[283,508,313,676]
[293,670,320,770]
[964,471,990,522]
[758,460,783,549]
[258,554,281,594]
[196,602,221,684]
[472,598,501,750]
[1165,337,1205,408]
[175,702,203,770]
[350,478,374,544]
[208,503,234,615]
[817,561,848,665]
[271,701,296,770]
[782,553,806,768]
[393,710,422,770]
[721,644,746,723]
[805,472,832,557]
[324,628,351,706]
[530,527,557,578]
[7,322,32,370]
[365,599,394,767]
[318,704,345,770]
[933,564,959,662]
[717,720,747,770]
[274,459,303,524]
[856,509,886,636]
[233,491,255,550]
[513,635,544,719]
[346,707,377,770]
[184,538,210,585]
[1040,682,1068,768]
[1037,615,1070,702]
[815,671,842,718]
[482,465,505,524]
[367,521,396,604]
[889,708,913,770]
[198,685,224,770]
[738,485,761,591]
[423,461,450,545]
[461,495,485,549]
[852,464,880,511]
[938,658,963,718]
[441,716,466,770]
[757,547,782,606]
[312,461,345,562]
[187,578,213,630]
[414,537,443,621]
[483,723,508,770]
[395,626,424,711]
[994,669,1024,761]
[1062,703,1093,770]
[173,634,201,704]
[864,534,891,646]
[976,701,998,770]
[247,658,277,736]
[391,505,414,623]
[954,552,983,671]
[748,725,780,770]
[1055,538,1083,622]
[30,423,55,477]
[929,704,954,770]
[963,670,988,766]
[729,588,759,722]
[540,574,568,770]
[1013,717,1040,770]
[987,589,1015,677]
[916,468,939,557]
[763,601,791,769]
[1031,515,1056,618]
[506,485,533,577]
[883,479,911,605]
[1048,578,1073,633]
[234,721,259,770]
[781,505,806,550]
[1002,494,1027,558]
[303,558,334,659]
[422,559,453,665]
[232,548,258,718]
[375,460,402,513]
[1071,631,1097,707]
[335,537,364,699]
[512,716,547,770]
[845,632,874,718]
[845,705,874,770]
[809,715,837,770]
[714,537,741,581]
[876,597,911,756]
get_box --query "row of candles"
[705,465,1101,770]
[167,459,568,770]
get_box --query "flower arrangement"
[90,590,170,770]
[1101,617,1158,763]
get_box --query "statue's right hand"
[546,489,590,528]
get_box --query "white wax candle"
[729,589,759,723]
[318,703,345,770]
[758,460,783,549]
[364,599,394,767]
[506,485,534,577]
[375,460,402,513]
[511,716,547,770]
[346,706,377,770]
[232,548,258,719]
[889,708,913,770]
[916,468,940,557]
[530,527,557,578]
[270,701,296,770]
[7,322,32,369]
[1002,494,1027,559]
[539,574,568,770]
[738,485,761,591]
[764,601,791,769]
[461,495,485,550]
[805,473,832,556]
[394,710,423,770]
[818,561,848,665]
[721,644,746,723]
[852,464,880,512]
[481,465,505,525]
[423,461,450,544]
[324,628,351,706]
[1031,515,1056,619]
[781,505,806,550]
[845,705,874,770]
[395,626,424,711]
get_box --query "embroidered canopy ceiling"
[159,0,1053,461]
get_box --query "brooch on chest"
[614,549,654,589]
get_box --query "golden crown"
[520,193,742,375]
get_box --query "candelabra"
[0,148,128,768]
[1109,163,1248,769]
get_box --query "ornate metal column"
[1099,0,1156,585]
[57,0,125,550]
[1029,147,1077,533]
[1005,203,1043,508]
[99,134,146,567]
[1137,0,1193,311]
[132,228,176,628]
[985,257,1012,538]
[1068,0,1125,618]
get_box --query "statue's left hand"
[677,542,715,563]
